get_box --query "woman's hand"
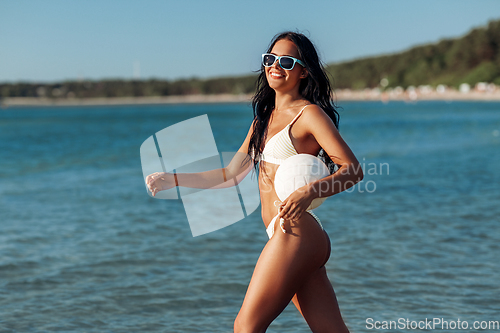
[277,184,316,222]
[145,172,176,196]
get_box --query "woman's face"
[265,39,307,92]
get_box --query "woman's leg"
[291,228,350,332]
[291,266,350,333]
[234,214,331,333]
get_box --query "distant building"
[459,83,470,93]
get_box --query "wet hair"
[248,31,340,173]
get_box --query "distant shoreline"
[2,89,500,108]
[0,94,253,108]
[334,88,500,102]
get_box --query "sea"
[1,101,499,332]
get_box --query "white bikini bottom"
[266,210,323,239]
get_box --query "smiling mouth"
[270,72,285,79]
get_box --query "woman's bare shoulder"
[302,104,335,125]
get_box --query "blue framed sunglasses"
[262,53,305,70]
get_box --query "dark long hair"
[248,31,340,173]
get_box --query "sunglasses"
[262,53,305,70]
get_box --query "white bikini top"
[260,105,309,165]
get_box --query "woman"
[147,32,363,333]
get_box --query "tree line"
[326,19,500,89]
[0,75,257,99]
[2,19,500,99]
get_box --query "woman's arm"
[146,120,256,196]
[278,105,364,220]
[304,105,364,197]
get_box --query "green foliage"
[326,18,500,89]
[462,62,500,85]
[0,75,258,99]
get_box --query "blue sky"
[1,0,499,83]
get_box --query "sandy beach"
[0,94,253,108]
[2,88,500,108]
[334,88,500,102]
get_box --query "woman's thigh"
[234,213,329,332]
[292,266,350,333]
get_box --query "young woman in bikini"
[147,32,363,333]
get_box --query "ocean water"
[0,101,499,332]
